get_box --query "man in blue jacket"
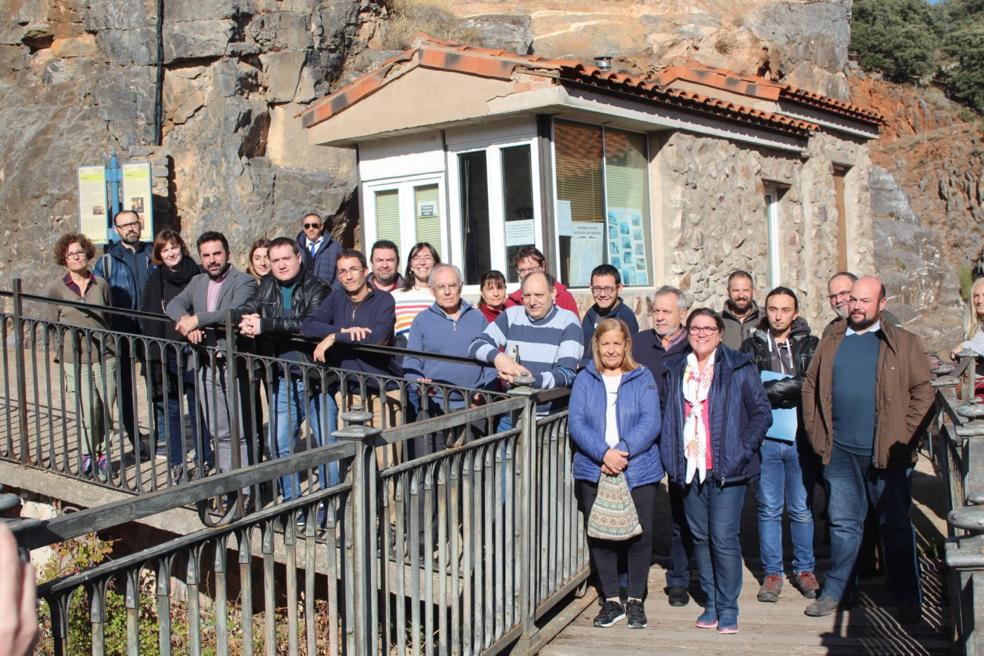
[296,212,343,286]
[94,210,153,454]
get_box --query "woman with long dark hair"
[141,229,209,482]
[661,308,771,634]
[391,242,440,347]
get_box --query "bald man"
[801,276,934,623]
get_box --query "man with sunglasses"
[93,210,153,457]
[296,212,342,286]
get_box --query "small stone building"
[300,36,883,326]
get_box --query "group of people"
[44,210,951,634]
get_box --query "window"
[554,120,651,287]
[765,187,781,288]
[501,145,535,282]
[459,152,490,284]
[364,177,446,263]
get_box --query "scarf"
[682,350,715,484]
[142,256,201,343]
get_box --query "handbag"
[587,472,642,541]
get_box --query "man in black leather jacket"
[740,286,820,604]
[236,237,333,504]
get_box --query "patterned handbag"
[587,472,642,541]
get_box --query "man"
[471,271,582,394]
[580,264,639,367]
[632,285,693,607]
[296,212,342,286]
[721,270,763,349]
[367,240,404,292]
[801,276,934,622]
[235,237,333,501]
[740,287,820,603]
[826,271,899,336]
[94,209,153,451]
[503,246,580,318]
[166,232,258,481]
[302,249,396,378]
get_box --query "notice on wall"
[569,222,604,287]
[607,208,649,286]
[78,165,108,244]
[505,219,535,247]
[121,162,154,235]
[556,200,574,237]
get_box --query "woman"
[569,318,662,630]
[44,233,116,480]
[140,229,209,482]
[391,242,440,347]
[952,276,984,375]
[478,269,507,323]
[660,308,771,634]
[247,238,271,280]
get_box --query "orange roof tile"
[303,35,882,138]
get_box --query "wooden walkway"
[543,454,952,655]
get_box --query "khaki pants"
[65,357,118,457]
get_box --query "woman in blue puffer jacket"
[661,308,772,635]
[569,317,663,631]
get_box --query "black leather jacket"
[234,270,331,358]
[740,324,819,409]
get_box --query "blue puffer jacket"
[660,345,772,487]
[93,241,152,333]
[569,362,663,489]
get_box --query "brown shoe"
[793,571,819,599]
[757,574,783,602]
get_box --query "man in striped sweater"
[469,271,583,395]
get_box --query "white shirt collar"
[306,236,323,248]
[845,320,881,336]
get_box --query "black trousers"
[579,480,656,600]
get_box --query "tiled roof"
[301,35,879,136]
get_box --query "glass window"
[501,145,535,283]
[765,188,781,288]
[374,189,401,252]
[415,184,441,255]
[554,121,651,287]
[459,151,490,285]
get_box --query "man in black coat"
[237,236,333,503]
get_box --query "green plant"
[959,264,974,302]
[850,0,944,81]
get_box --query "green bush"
[850,0,944,81]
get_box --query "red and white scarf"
[682,351,715,484]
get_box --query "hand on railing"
[0,523,38,656]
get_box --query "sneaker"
[695,608,718,629]
[757,574,783,602]
[81,455,94,479]
[667,586,690,607]
[804,595,840,617]
[96,454,109,481]
[625,599,647,629]
[169,465,184,485]
[717,623,738,634]
[793,571,820,599]
[593,600,626,628]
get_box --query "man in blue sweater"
[580,264,639,368]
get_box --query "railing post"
[959,351,978,402]
[224,311,244,509]
[11,278,29,464]
[508,386,539,652]
[333,407,379,655]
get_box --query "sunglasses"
[303,222,321,229]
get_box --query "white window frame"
[361,173,449,262]
[765,187,781,288]
[446,137,543,291]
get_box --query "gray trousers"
[199,358,255,476]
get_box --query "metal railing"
[930,351,984,655]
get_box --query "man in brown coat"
[801,276,934,623]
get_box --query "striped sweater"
[390,287,434,345]
[469,305,583,390]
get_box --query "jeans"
[757,438,816,576]
[116,339,138,446]
[579,480,656,600]
[683,479,746,627]
[665,482,694,589]
[821,445,920,605]
[162,352,209,468]
[270,375,338,501]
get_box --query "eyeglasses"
[303,222,321,229]
[411,254,435,263]
[434,284,460,292]
[337,266,364,276]
[65,250,87,259]
[591,286,616,295]
[115,220,140,230]
[688,326,720,335]
[517,266,541,277]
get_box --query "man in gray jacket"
[166,232,258,480]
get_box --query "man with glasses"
[826,271,899,337]
[94,210,153,456]
[504,246,580,318]
[580,264,638,367]
[296,212,342,286]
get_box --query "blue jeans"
[683,479,746,627]
[665,482,694,589]
[757,438,816,576]
[821,445,920,605]
[163,353,209,468]
[270,376,338,501]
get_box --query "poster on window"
[607,208,649,286]
[569,222,604,287]
[78,165,108,244]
